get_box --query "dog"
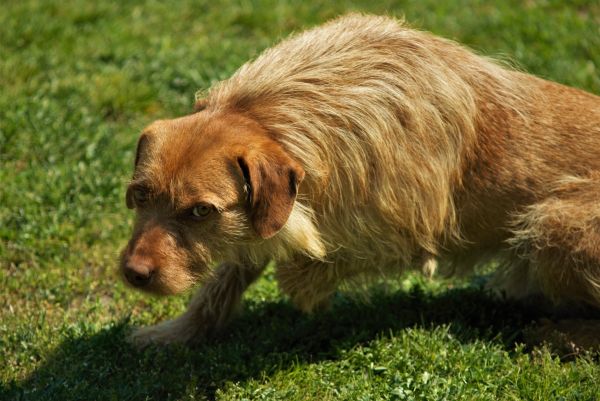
[120,14,600,346]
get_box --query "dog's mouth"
[119,263,200,296]
[121,269,198,295]
[118,247,199,296]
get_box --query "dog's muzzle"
[123,260,155,287]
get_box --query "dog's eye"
[191,204,213,219]
[133,188,149,205]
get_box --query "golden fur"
[119,14,600,345]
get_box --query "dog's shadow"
[4,284,572,400]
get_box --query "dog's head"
[119,110,305,294]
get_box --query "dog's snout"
[124,262,155,287]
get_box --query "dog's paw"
[128,317,203,348]
[128,323,180,348]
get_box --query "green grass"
[1,0,599,400]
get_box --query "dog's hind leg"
[500,174,600,309]
[130,263,263,346]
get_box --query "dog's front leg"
[130,263,262,347]
[276,260,342,313]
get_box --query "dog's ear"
[237,147,305,239]
[194,98,208,112]
[133,133,151,170]
[126,134,151,209]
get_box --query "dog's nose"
[124,263,155,287]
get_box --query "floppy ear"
[126,134,151,209]
[237,147,305,239]
[125,187,136,209]
[133,133,150,170]
[193,98,208,112]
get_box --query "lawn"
[1,0,600,400]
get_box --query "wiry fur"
[207,15,531,260]
[121,14,600,345]
[506,174,600,304]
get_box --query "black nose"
[124,263,155,287]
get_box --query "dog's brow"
[129,180,150,190]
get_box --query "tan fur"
[120,14,600,345]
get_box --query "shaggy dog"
[120,14,600,345]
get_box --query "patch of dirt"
[524,318,600,360]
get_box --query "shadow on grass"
[6,285,550,400]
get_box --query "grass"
[1,0,599,400]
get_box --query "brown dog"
[120,14,600,345]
